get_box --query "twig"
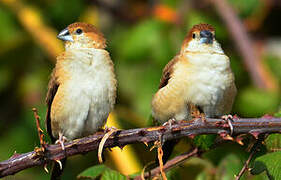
[157,145,167,180]
[235,135,264,180]
[0,117,281,177]
[135,148,199,180]
[211,0,278,90]
[32,108,45,148]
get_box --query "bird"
[151,23,237,164]
[45,22,117,180]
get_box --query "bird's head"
[57,22,106,49]
[181,23,224,54]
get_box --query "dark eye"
[192,33,196,39]
[76,28,83,34]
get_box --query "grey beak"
[57,28,74,42]
[200,30,213,44]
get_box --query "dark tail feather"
[156,140,178,165]
[51,158,67,180]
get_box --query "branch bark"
[0,117,281,177]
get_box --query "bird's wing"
[46,69,59,143]
[158,55,179,89]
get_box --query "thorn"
[219,131,234,141]
[233,114,239,119]
[188,134,196,139]
[55,160,62,170]
[143,141,149,147]
[236,137,244,145]
[250,131,260,139]
[44,164,49,173]
[150,141,161,151]
[262,114,274,119]
[223,134,234,141]
[118,145,125,150]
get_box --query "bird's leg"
[162,118,177,130]
[221,115,234,135]
[55,132,67,151]
[190,104,206,123]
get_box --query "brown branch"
[235,135,264,180]
[135,148,199,180]
[211,0,278,90]
[0,117,281,177]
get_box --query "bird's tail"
[51,158,67,180]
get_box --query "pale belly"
[51,77,114,140]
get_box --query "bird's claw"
[55,132,67,151]
[221,115,234,135]
[162,118,177,130]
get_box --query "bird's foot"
[162,118,177,130]
[192,110,206,123]
[55,132,67,151]
[221,115,234,135]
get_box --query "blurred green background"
[0,0,281,179]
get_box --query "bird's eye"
[76,28,83,35]
[192,33,196,39]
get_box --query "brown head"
[57,22,106,49]
[181,23,223,53]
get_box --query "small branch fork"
[235,135,265,180]
[135,148,199,180]
[0,116,281,178]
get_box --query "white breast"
[61,49,116,139]
[183,53,232,106]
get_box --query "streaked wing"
[45,69,59,143]
[158,56,179,89]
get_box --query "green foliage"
[194,135,216,151]
[216,154,245,180]
[251,152,281,179]
[77,165,126,180]
[236,87,280,117]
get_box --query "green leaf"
[193,134,216,150]
[265,134,281,152]
[77,164,107,180]
[101,169,127,180]
[264,111,281,152]
[251,151,281,179]
[216,154,245,180]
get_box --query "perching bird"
[151,23,236,164]
[45,22,117,180]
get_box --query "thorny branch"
[0,116,281,178]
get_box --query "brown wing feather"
[45,69,59,143]
[158,56,179,89]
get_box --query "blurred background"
[0,0,281,179]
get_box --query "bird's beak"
[200,30,213,44]
[57,28,74,42]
